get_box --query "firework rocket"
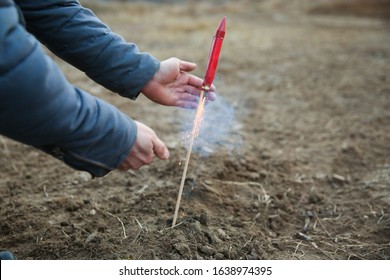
[172,17,227,227]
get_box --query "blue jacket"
[0,0,160,176]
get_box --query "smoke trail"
[180,95,242,157]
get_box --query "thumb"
[179,60,197,72]
[153,137,170,160]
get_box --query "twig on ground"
[310,241,334,260]
[293,241,305,259]
[159,220,186,234]
[243,236,253,248]
[106,211,127,240]
[377,209,385,225]
[249,213,261,230]
[132,216,143,230]
[61,229,70,239]
[313,211,332,237]
[43,185,49,198]
[130,216,145,243]
[319,240,365,259]
[367,203,377,217]
[136,184,150,194]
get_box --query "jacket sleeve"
[15,0,160,100]
[0,4,137,177]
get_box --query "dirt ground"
[1,0,389,260]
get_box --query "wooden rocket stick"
[172,91,206,227]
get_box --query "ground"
[0,0,389,260]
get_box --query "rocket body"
[203,16,226,91]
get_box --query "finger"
[209,83,216,92]
[205,91,217,101]
[183,86,216,102]
[186,75,217,92]
[128,160,143,170]
[118,158,143,171]
[153,137,169,160]
[179,60,197,72]
[187,74,204,88]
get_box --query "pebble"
[174,243,191,256]
[215,253,225,260]
[85,232,98,244]
[216,229,229,240]
[199,212,208,225]
[199,245,216,256]
[77,171,92,182]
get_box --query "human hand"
[141,57,216,109]
[118,121,169,170]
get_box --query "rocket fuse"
[202,16,226,92]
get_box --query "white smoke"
[180,95,243,157]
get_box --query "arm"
[0,4,167,177]
[16,0,216,108]
[16,0,159,100]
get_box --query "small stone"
[60,221,69,227]
[199,245,216,256]
[332,174,346,183]
[85,232,98,244]
[174,243,191,256]
[78,172,92,182]
[199,212,208,225]
[216,229,229,240]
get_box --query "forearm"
[0,5,136,177]
[16,0,160,99]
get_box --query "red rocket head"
[203,17,226,91]
[216,16,226,39]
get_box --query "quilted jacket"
[0,0,160,176]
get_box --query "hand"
[141,57,216,109]
[118,121,169,170]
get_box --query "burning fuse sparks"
[172,17,227,227]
